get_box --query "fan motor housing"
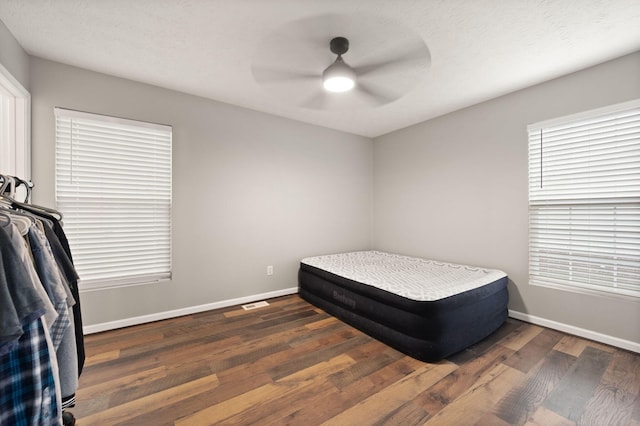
[330,37,349,56]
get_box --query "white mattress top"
[301,251,507,301]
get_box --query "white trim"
[0,62,31,179]
[54,107,171,132]
[527,98,640,131]
[0,63,28,97]
[15,95,31,178]
[526,99,640,299]
[82,289,640,354]
[78,276,171,292]
[509,309,640,354]
[56,109,172,289]
[529,279,640,304]
[82,287,299,334]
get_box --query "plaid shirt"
[0,318,62,426]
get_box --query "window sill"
[78,275,172,292]
[530,279,640,303]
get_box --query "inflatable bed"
[298,251,508,362]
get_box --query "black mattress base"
[298,264,509,362]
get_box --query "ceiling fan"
[251,17,431,110]
[322,37,356,93]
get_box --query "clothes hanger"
[12,176,33,203]
[0,174,14,196]
[0,174,33,203]
[0,191,63,221]
[10,206,52,229]
[12,199,64,221]
[9,213,31,236]
[0,210,31,235]
[0,193,13,209]
[0,175,63,220]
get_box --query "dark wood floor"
[71,295,640,425]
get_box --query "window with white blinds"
[55,108,172,290]
[527,99,640,298]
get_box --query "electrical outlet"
[267,265,274,276]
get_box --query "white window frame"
[527,99,640,301]
[55,108,172,291]
[0,62,30,179]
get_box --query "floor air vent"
[242,300,270,311]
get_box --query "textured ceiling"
[1,0,639,137]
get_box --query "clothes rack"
[0,174,84,426]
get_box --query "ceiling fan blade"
[300,90,329,110]
[355,81,402,106]
[354,40,431,77]
[252,66,319,83]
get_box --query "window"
[0,63,30,179]
[528,99,640,299]
[55,108,172,290]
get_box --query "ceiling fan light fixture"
[322,57,356,92]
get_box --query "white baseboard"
[509,309,640,354]
[83,292,639,354]
[83,287,299,335]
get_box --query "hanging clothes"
[9,199,85,376]
[0,214,62,426]
[17,204,85,376]
[27,222,78,409]
[0,174,84,426]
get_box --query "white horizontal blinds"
[55,108,172,288]
[527,99,640,297]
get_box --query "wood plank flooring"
[71,295,640,425]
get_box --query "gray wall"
[373,52,640,345]
[30,57,373,326]
[0,18,29,89]
[18,43,640,346]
